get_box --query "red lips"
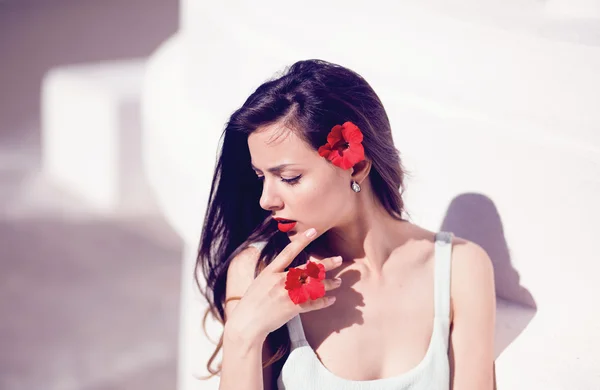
[274,217,297,233]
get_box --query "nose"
[259,179,283,211]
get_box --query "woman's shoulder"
[399,224,492,281]
[405,225,494,323]
[447,234,495,324]
[402,222,484,253]
[447,235,493,277]
[423,227,493,299]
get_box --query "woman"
[197,59,496,389]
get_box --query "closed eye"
[256,174,302,185]
[282,174,302,185]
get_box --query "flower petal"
[341,143,365,169]
[319,121,366,170]
[317,144,332,158]
[341,122,363,144]
[285,268,305,290]
[339,158,352,170]
[305,278,326,300]
[326,125,344,146]
[306,261,326,280]
[288,287,310,304]
[328,151,345,168]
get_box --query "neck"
[313,191,411,277]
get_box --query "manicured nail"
[334,256,343,264]
[305,228,317,238]
[334,278,342,285]
[327,296,337,304]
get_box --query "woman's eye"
[281,175,302,185]
[256,174,302,185]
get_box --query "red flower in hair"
[318,121,365,170]
[285,261,326,304]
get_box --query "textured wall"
[0,0,178,161]
[142,1,600,388]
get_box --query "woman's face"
[248,123,355,239]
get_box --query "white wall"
[142,1,600,388]
[0,0,178,163]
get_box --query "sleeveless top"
[250,231,454,390]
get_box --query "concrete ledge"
[42,59,157,216]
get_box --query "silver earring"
[351,180,361,193]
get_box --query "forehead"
[247,123,315,168]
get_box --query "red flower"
[285,261,326,304]
[317,121,365,170]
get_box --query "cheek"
[295,176,348,218]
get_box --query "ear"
[350,159,371,184]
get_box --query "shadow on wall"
[0,214,182,389]
[0,0,178,157]
[440,193,537,360]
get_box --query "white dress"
[269,231,454,390]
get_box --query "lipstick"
[274,218,297,233]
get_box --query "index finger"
[266,228,318,273]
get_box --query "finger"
[323,277,343,292]
[310,256,344,272]
[266,228,319,273]
[298,295,337,312]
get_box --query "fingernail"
[334,256,343,264]
[305,228,317,238]
[327,296,337,304]
[334,278,342,285]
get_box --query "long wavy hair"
[196,59,409,381]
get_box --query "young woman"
[197,59,496,389]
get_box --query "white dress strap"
[287,315,309,348]
[434,231,453,327]
[248,240,267,251]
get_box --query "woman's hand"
[224,228,344,344]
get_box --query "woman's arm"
[220,247,274,390]
[449,240,496,390]
[221,324,268,390]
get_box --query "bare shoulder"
[449,236,496,321]
[225,245,263,319]
[227,245,263,284]
[398,224,493,278]
[450,236,494,286]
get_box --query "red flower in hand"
[285,261,326,304]
[317,121,365,170]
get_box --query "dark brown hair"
[196,59,409,380]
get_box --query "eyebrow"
[250,163,299,173]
